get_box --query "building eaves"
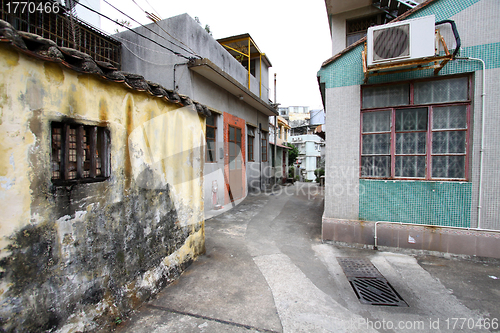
[320,0,438,68]
[189,58,278,117]
[0,19,211,118]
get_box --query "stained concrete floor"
[114,182,500,333]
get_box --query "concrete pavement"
[114,182,500,332]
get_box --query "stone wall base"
[322,216,500,259]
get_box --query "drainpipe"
[274,74,278,185]
[173,62,189,91]
[456,57,486,229]
[259,121,262,190]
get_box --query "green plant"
[314,168,325,183]
[286,143,299,165]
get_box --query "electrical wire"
[125,0,200,59]
[142,0,162,20]
[75,1,194,60]
[101,0,201,59]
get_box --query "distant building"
[269,116,291,183]
[290,135,325,181]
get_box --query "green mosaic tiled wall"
[317,0,499,89]
[407,0,481,21]
[359,179,472,227]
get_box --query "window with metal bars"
[51,122,110,184]
[206,113,217,163]
[360,75,471,181]
[261,133,268,162]
[346,14,381,47]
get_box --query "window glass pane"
[362,134,390,154]
[432,131,466,154]
[362,111,391,133]
[414,76,468,104]
[206,127,215,139]
[395,156,426,178]
[363,84,409,108]
[433,105,467,129]
[432,156,465,178]
[206,114,215,126]
[396,132,426,154]
[361,156,390,177]
[207,149,215,162]
[395,108,427,131]
[229,126,235,141]
[236,128,242,143]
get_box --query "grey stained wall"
[323,85,360,220]
[116,13,269,102]
[116,13,273,209]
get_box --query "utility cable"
[101,0,201,59]
[126,0,201,58]
[142,0,162,20]
[75,1,193,60]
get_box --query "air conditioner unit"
[367,15,436,66]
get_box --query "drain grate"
[337,258,408,307]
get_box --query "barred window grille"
[206,114,217,163]
[51,122,110,183]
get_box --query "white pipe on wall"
[456,57,486,229]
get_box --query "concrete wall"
[117,13,273,210]
[117,13,269,103]
[0,43,205,331]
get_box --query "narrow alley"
[116,183,499,333]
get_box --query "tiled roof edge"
[0,19,211,118]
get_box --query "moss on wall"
[0,44,205,332]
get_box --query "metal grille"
[373,24,410,61]
[349,277,408,306]
[337,258,408,307]
[0,0,121,68]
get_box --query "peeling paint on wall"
[0,42,205,331]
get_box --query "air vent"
[367,15,436,66]
[372,24,410,61]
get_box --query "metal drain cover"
[337,258,408,307]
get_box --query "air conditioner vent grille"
[373,24,410,62]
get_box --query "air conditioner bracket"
[362,40,453,84]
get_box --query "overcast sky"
[96,0,332,110]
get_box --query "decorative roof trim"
[0,19,211,118]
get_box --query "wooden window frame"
[248,135,254,162]
[261,133,268,162]
[360,75,472,181]
[206,113,217,163]
[51,121,110,185]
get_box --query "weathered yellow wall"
[0,43,205,331]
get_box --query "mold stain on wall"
[0,45,206,332]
